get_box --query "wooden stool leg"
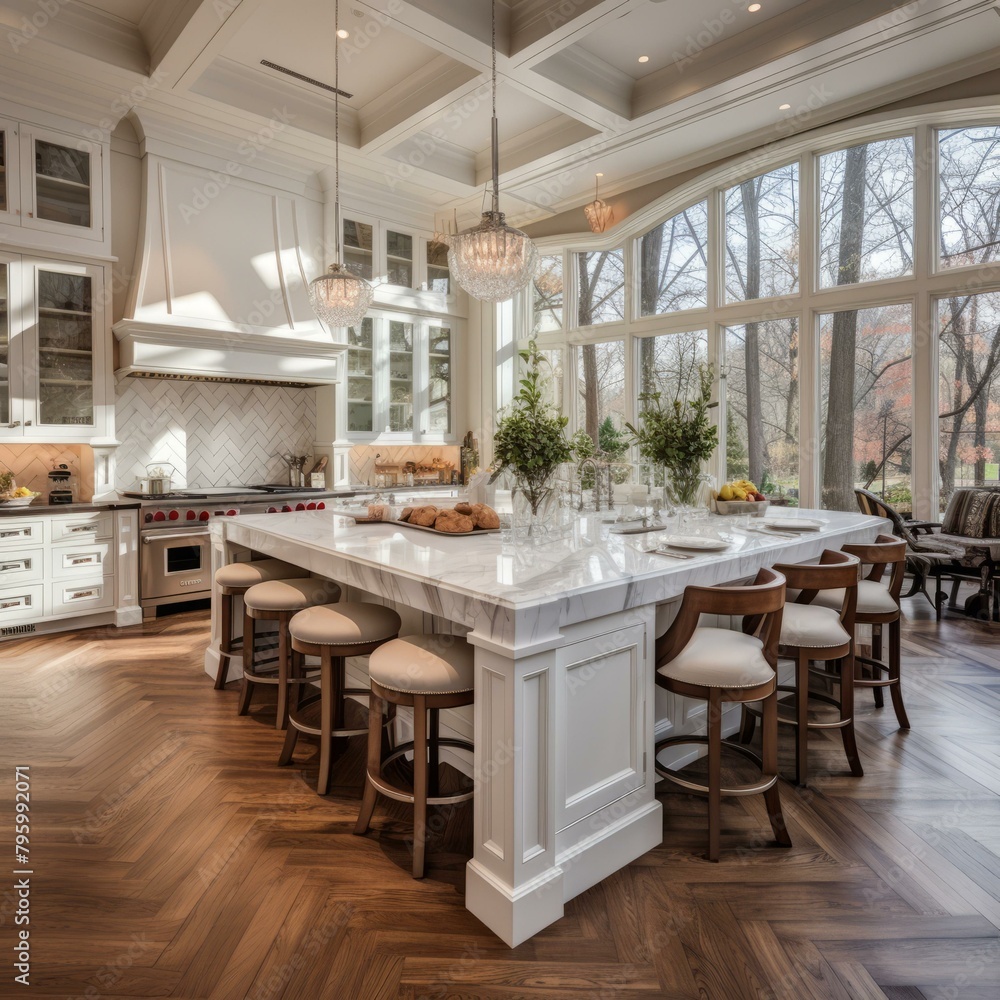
[317,648,334,795]
[355,691,384,836]
[428,707,440,799]
[707,690,722,863]
[871,625,885,708]
[278,717,299,766]
[215,592,232,689]
[237,610,255,716]
[412,695,429,878]
[275,612,291,730]
[840,653,864,777]
[761,688,791,847]
[737,704,756,744]
[795,651,810,786]
[887,618,910,730]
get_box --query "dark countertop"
[0,499,142,517]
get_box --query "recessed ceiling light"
[596,172,604,177]
[779,103,791,110]
[337,28,349,38]
[748,3,762,11]
[638,55,650,63]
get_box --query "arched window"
[524,110,1000,518]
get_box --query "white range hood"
[114,143,345,387]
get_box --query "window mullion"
[912,122,937,518]
[798,147,819,508]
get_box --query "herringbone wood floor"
[3,598,1000,999]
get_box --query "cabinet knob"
[27,211,33,218]
[23,420,31,426]
[8,421,20,428]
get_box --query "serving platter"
[392,519,499,536]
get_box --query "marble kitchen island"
[206,508,886,946]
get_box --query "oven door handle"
[142,532,210,545]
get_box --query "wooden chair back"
[774,549,860,630]
[841,533,906,602]
[655,568,786,671]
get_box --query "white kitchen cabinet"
[0,508,138,638]
[342,213,455,298]
[0,254,111,442]
[344,312,457,442]
[0,118,107,252]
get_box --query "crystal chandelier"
[309,0,373,330]
[583,173,614,234]
[447,0,537,303]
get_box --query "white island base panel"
[205,508,886,946]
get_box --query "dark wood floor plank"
[5,606,1000,997]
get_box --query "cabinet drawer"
[0,520,45,547]
[0,548,44,584]
[50,512,113,544]
[0,585,43,621]
[50,578,114,615]
[49,542,111,580]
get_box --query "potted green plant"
[626,364,719,507]
[490,342,573,518]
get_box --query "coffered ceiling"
[1,0,999,229]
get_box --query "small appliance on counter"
[142,463,175,495]
[47,464,76,504]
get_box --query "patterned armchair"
[854,488,968,617]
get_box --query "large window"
[525,112,1000,516]
[640,202,708,315]
[938,290,1000,505]
[725,163,799,302]
[725,319,799,497]
[576,249,625,325]
[818,137,913,287]
[939,126,1000,269]
[820,305,912,511]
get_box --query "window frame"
[517,106,1000,517]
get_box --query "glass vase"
[511,479,557,539]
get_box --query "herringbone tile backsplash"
[115,380,317,490]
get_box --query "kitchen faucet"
[577,458,614,512]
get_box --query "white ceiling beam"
[139,0,269,89]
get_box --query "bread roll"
[410,505,439,527]
[435,510,475,533]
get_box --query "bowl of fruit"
[0,485,42,506]
[712,479,770,516]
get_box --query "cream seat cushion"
[244,577,341,612]
[809,580,898,616]
[215,558,308,590]
[369,633,475,695]
[780,603,851,648]
[289,602,401,647]
[658,628,774,689]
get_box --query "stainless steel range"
[124,486,348,620]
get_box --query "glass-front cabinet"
[0,256,108,441]
[343,313,457,442]
[0,119,105,249]
[342,214,456,296]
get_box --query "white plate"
[763,517,823,531]
[663,534,730,551]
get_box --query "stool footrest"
[653,735,777,797]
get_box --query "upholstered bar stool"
[810,534,909,729]
[355,633,476,878]
[241,577,343,728]
[281,602,402,794]
[214,558,308,690]
[743,550,861,786]
[654,569,791,863]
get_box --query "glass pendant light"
[584,173,614,233]
[447,0,538,303]
[309,0,374,330]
